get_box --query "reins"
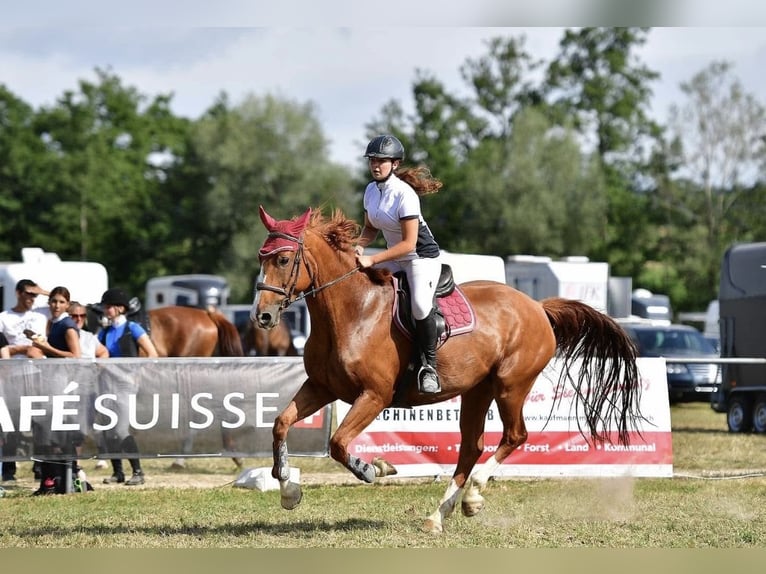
[256,230,360,310]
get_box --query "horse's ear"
[259,205,278,231]
[295,207,312,229]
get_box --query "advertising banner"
[0,357,330,461]
[336,358,673,478]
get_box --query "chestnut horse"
[240,319,298,357]
[252,206,644,534]
[144,306,243,357]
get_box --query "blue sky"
[2,13,766,167]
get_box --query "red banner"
[337,358,673,477]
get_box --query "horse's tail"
[207,310,245,357]
[541,297,644,446]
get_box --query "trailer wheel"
[752,394,766,433]
[728,395,753,433]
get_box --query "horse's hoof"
[348,455,376,483]
[280,481,303,510]
[461,497,484,517]
[372,457,398,477]
[422,519,443,535]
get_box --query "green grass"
[2,402,766,547]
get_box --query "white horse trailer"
[0,248,109,311]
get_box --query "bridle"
[256,230,360,310]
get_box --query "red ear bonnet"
[258,206,312,260]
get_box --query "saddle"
[392,264,476,347]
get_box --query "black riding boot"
[415,309,440,393]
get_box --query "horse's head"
[251,206,314,328]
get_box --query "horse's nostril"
[258,313,272,328]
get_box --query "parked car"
[618,321,721,403]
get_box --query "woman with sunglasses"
[67,302,109,359]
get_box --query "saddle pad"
[438,286,476,335]
[391,278,476,341]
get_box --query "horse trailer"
[710,242,766,432]
[504,255,610,313]
[145,274,230,311]
[0,247,109,310]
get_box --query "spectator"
[0,279,49,481]
[30,286,83,495]
[68,301,110,470]
[31,286,81,359]
[97,288,158,486]
[68,301,108,359]
[0,279,49,359]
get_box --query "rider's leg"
[415,309,440,393]
[408,258,442,393]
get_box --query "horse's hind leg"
[461,377,536,515]
[424,384,494,535]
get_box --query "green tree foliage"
[545,27,661,163]
[28,68,189,295]
[647,60,766,309]
[543,28,664,279]
[2,32,766,317]
[0,86,55,260]
[184,93,357,300]
[461,108,607,256]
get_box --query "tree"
[0,86,55,260]
[462,107,608,256]
[185,93,357,301]
[31,68,190,295]
[668,60,766,257]
[543,27,665,280]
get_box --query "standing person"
[29,286,82,494]
[68,301,109,359]
[0,279,50,359]
[31,286,81,359]
[354,134,444,394]
[69,301,110,470]
[97,288,158,486]
[0,279,49,482]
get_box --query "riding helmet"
[364,135,405,160]
[100,287,130,308]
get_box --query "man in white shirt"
[0,279,50,359]
[0,279,49,480]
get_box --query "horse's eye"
[277,255,291,267]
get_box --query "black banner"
[0,357,330,462]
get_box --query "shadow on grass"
[9,517,385,539]
[671,427,732,434]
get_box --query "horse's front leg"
[272,379,334,510]
[331,390,388,483]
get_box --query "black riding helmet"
[100,287,130,308]
[364,135,405,161]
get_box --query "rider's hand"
[356,254,375,269]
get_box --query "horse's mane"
[308,208,391,285]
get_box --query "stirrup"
[418,365,440,394]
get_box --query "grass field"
[1,402,766,547]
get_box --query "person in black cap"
[97,288,158,486]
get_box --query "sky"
[3,4,766,168]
